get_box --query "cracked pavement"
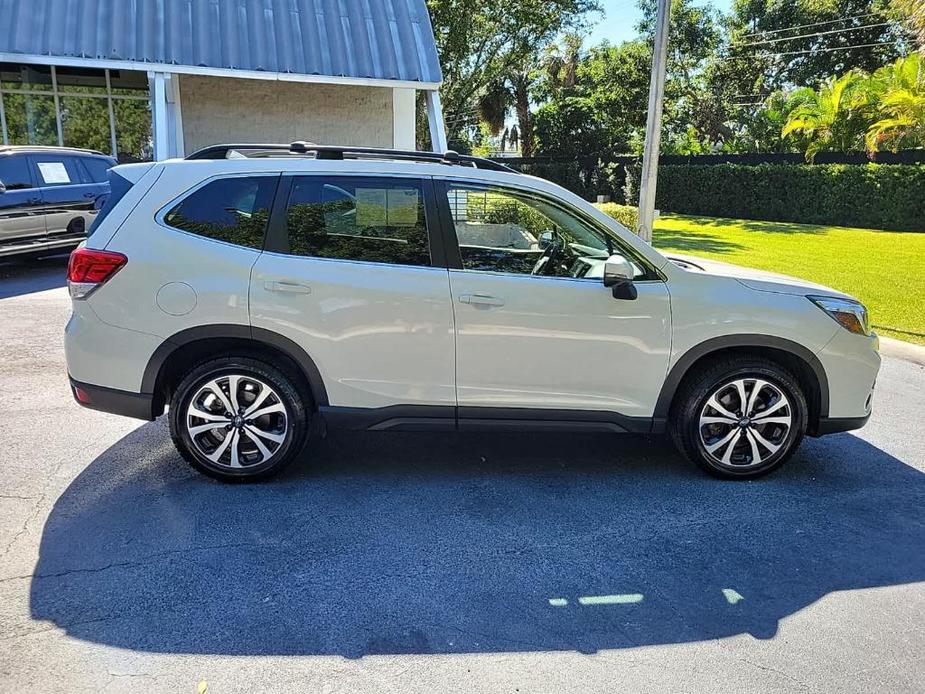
[1,256,924,693]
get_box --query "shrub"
[594,202,639,232]
[654,163,925,231]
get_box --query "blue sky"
[587,0,734,46]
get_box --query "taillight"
[67,248,127,299]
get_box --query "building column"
[424,89,447,153]
[149,71,184,160]
[392,87,416,150]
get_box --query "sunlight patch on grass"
[652,214,925,346]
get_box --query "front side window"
[286,176,431,267]
[0,155,32,190]
[163,176,277,249]
[445,184,649,280]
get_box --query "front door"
[0,153,44,244]
[250,174,456,412]
[437,180,671,422]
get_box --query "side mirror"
[603,254,638,300]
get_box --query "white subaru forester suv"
[65,143,880,481]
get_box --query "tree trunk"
[514,78,533,157]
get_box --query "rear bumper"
[69,378,155,421]
[811,414,871,437]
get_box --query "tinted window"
[31,155,84,186]
[0,154,33,190]
[79,156,113,183]
[446,184,648,280]
[164,176,277,250]
[286,177,430,267]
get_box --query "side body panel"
[448,271,672,417]
[250,254,456,408]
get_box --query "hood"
[665,253,853,299]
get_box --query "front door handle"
[264,280,312,294]
[458,293,504,307]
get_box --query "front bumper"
[70,377,155,421]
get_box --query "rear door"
[29,153,101,238]
[0,153,44,243]
[250,174,456,414]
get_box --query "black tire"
[669,356,808,480]
[169,357,311,482]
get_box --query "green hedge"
[654,163,925,232]
[594,202,639,232]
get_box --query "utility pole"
[637,0,672,244]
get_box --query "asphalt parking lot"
[1,256,924,693]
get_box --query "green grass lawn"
[652,214,925,346]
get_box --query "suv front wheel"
[169,357,310,481]
[670,357,808,479]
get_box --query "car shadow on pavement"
[0,256,68,299]
[29,422,925,657]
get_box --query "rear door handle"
[458,293,504,307]
[264,280,312,294]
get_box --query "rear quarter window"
[88,169,134,237]
[79,156,115,183]
[163,176,278,250]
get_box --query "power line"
[724,40,904,61]
[739,12,885,39]
[733,21,893,48]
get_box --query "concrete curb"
[880,336,925,367]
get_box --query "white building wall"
[177,75,416,153]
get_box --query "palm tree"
[782,71,870,161]
[865,53,925,151]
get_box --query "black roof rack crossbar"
[185,142,519,173]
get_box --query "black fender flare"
[141,324,329,407]
[652,334,829,430]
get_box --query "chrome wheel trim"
[698,378,792,469]
[186,374,288,469]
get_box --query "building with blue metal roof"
[0,0,446,159]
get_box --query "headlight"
[808,295,870,336]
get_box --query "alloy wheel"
[698,378,793,469]
[185,374,289,469]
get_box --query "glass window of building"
[0,63,153,161]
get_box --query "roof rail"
[0,145,106,156]
[185,142,519,174]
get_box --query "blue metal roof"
[0,0,442,85]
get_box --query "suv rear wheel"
[168,357,310,481]
[670,356,808,479]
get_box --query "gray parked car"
[0,146,115,259]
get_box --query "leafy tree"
[893,0,925,53]
[425,0,599,150]
[534,39,651,155]
[725,0,905,91]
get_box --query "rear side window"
[31,155,83,186]
[88,169,133,237]
[285,176,431,267]
[79,156,114,183]
[0,154,33,190]
[164,176,277,250]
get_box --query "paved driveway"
[1,257,923,693]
